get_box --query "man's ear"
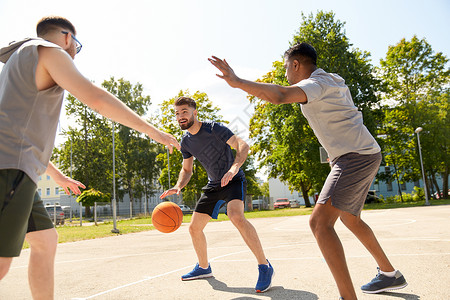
[62,32,71,49]
[293,59,300,71]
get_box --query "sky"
[1,0,449,178]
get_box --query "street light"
[111,121,120,233]
[415,127,430,206]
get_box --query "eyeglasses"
[61,31,82,54]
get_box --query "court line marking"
[70,248,254,300]
[71,238,450,299]
[11,236,449,270]
[273,218,417,231]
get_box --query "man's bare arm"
[208,56,307,104]
[160,157,194,199]
[45,161,86,195]
[39,47,180,152]
[221,135,249,187]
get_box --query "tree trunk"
[431,172,441,198]
[85,205,91,218]
[393,162,403,202]
[299,180,312,207]
[442,167,449,199]
[128,182,134,219]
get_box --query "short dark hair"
[36,16,76,37]
[174,96,196,109]
[284,42,317,66]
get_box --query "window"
[414,180,420,187]
[401,182,407,190]
[387,181,393,191]
[39,176,42,181]
[55,187,59,195]
[38,189,42,196]
[46,175,50,180]
[46,188,50,196]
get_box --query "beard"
[179,117,194,130]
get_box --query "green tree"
[250,11,381,206]
[101,77,161,212]
[378,36,450,198]
[56,94,112,217]
[77,188,110,206]
[57,78,162,217]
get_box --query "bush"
[412,186,425,202]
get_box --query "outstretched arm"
[221,135,249,187]
[45,161,86,195]
[160,157,194,199]
[208,56,307,104]
[39,47,180,153]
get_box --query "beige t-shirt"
[0,38,65,183]
[296,68,380,162]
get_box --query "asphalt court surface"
[2,205,449,299]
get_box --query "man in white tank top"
[0,16,180,299]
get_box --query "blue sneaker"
[181,263,213,281]
[361,268,407,294]
[255,260,274,293]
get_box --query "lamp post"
[167,148,171,202]
[70,137,73,222]
[111,121,120,233]
[415,127,430,206]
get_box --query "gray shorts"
[0,169,54,257]
[317,152,382,216]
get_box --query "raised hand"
[208,56,241,88]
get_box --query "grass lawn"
[22,198,450,249]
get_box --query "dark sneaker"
[361,268,407,293]
[181,263,213,281]
[255,260,274,293]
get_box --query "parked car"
[289,199,300,208]
[273,198,290,209]
[252,199,268,210]
[45,205,65,225]
[178,204,192,214]
[433,190,449,199]
[365,190,382,204]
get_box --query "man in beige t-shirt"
[209,43,407,299]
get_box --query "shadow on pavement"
[206,277,318,300]
[381,291,420,299]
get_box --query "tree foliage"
[101,77,161,210]
[378,36,450,198]
[77,188,110,206]
[56,78,162,216]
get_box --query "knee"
[309,215,332,236]
[309,215,319,234]
[0,258,13,280]
[28,229,58,254]
[228,212,245,228]
[188,223,202,236]
[341,215,369,232]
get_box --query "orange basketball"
[151,201,183,233]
